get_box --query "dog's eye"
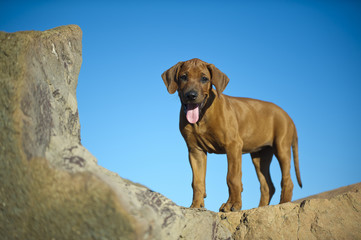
[180,75,188,81]
[201,76,209,83]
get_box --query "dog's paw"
[219,202,242,212]
[190,200,205,209]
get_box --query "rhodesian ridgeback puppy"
[162,58,302,212]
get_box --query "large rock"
[220,182,361,239]
[0,25,139,240]
[0,25,360,240]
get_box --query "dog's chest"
[182,122,226,154]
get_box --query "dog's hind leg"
[251,147,275,207]
[274,143,294,203]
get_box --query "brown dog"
[162,58,302,212]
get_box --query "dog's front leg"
[220,142,243,212]
[188,148,207,208]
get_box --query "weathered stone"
[1,25,360,240]
[0,25,139,240]
[220,183,361,240]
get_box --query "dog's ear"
[161,61,183,94]
[207,64,229,96]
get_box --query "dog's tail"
[292,127,302,188]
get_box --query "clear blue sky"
[2,0,361,212]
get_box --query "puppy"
[162,58,302,212]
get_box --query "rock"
[219,182,361,240]
[0,25,139,240]
[1,25,360,240]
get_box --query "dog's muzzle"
[182,95,207,124]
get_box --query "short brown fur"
[162,58,302,212]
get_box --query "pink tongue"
[186,104,199,124]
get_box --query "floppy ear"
[161,61,183,94]
[207,64,230,96]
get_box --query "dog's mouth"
[184,103,200,124]
[182,97,207,124]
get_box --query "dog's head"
[162,58,229,124]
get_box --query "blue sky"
[2,0,361,211]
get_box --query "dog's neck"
[202,88,217,114]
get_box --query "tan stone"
[0,25,140,240]
[219,183,361,240]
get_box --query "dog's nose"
[185,90,198,101]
